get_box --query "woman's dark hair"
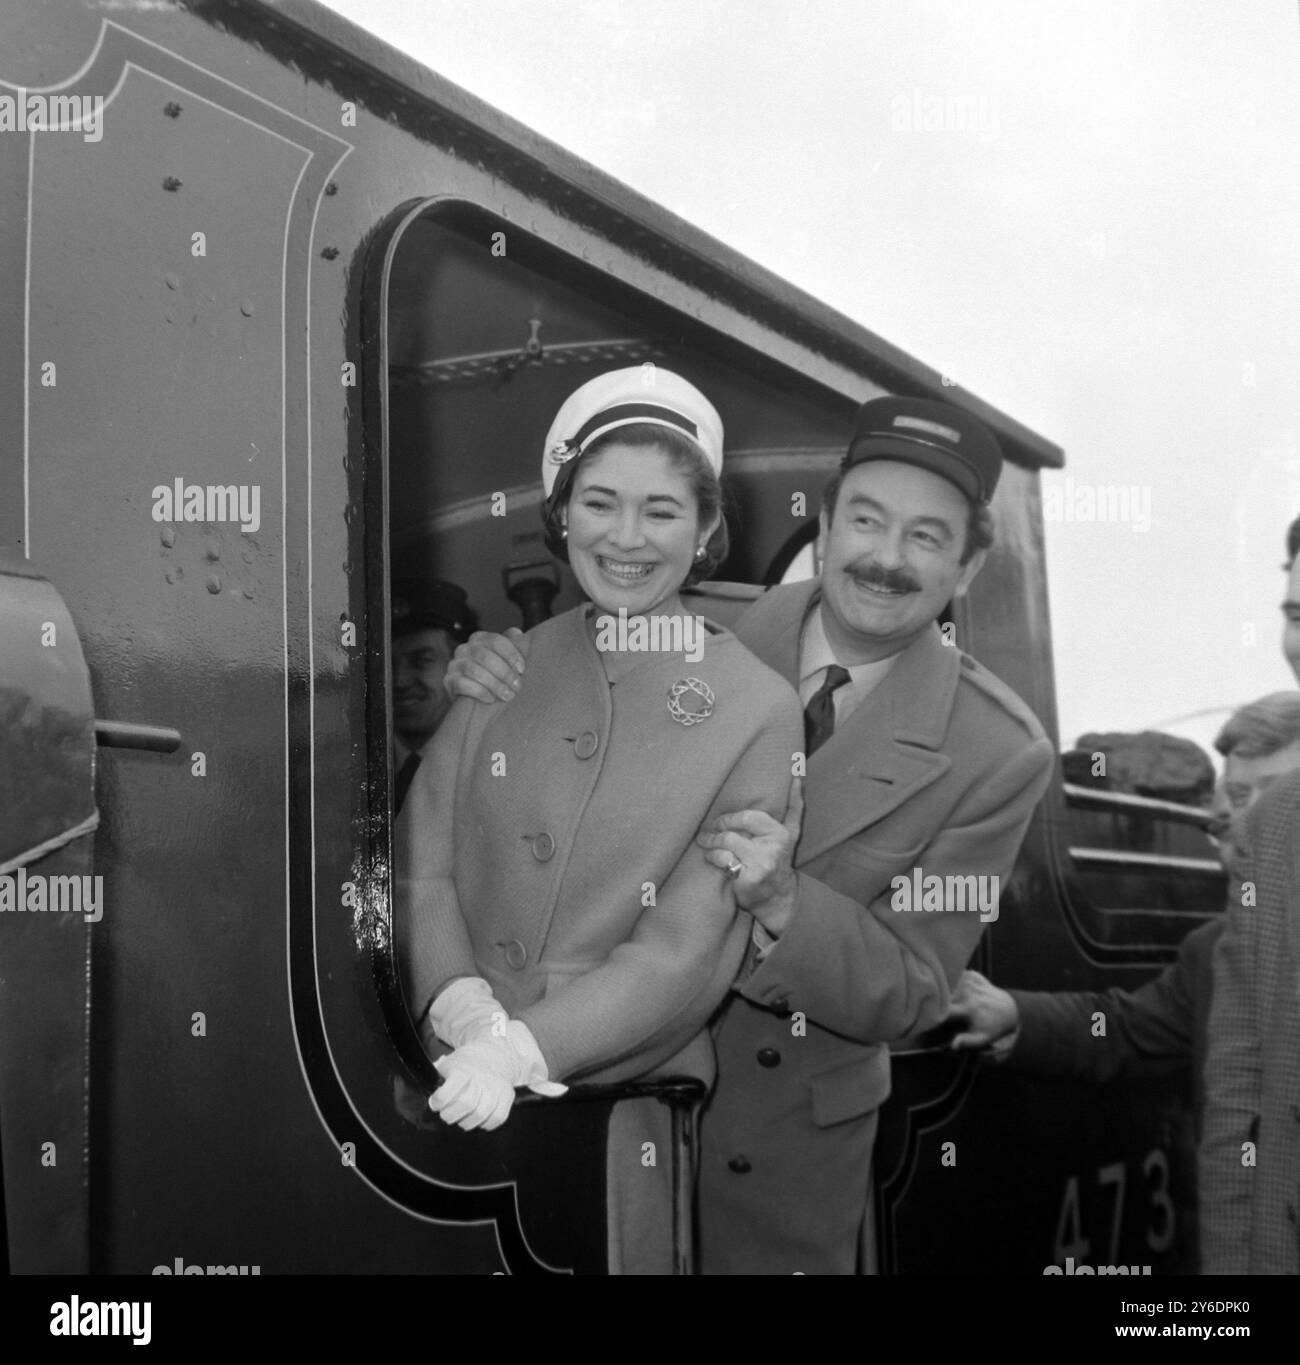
[541,423,729,587]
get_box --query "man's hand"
[947,969,1020,1054]
[697,778,804,936]
[443,628,530,705]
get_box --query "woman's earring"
[561,526,568,541]
[694,544,706,561]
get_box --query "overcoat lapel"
[732,579,811,687]
[736,581,960,864]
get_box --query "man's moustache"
[846,564,920,593]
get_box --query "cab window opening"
[373,203,855,1032]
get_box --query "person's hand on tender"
[428,1020,567,1131]
[443,628,530,705]
[697,778,804,937]
[947,969,1020,1055]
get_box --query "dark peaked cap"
[391,578,477,641]
[842,396,1003,504]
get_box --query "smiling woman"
[545,388,727,622]
[553,429,725,616]
[539,371,729,604]
[392,363,803,1270]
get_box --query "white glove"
[422,976,509,1050]
[430,1020,567,1131]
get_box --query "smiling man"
[688,396,1054,1274]
[444,394,1055,1274]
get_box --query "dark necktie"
[394,751,422,815]
[804,665,851,758]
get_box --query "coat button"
[727,1156,752,1174]
[772,995,791,1016]
[757,1047,781,1068]
[503,939,528,970]
[531,832,556,862]
[574,731,599,760]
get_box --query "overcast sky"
[316,0,1300,754]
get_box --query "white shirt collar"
[797,603,899,715]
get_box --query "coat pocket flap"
[809,1049,891,1128]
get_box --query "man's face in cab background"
[393,627,455,748]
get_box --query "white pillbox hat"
[541,365,724,497]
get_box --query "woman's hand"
[423,976,509,1051]
[443,628,530,704]
[428,1022,567,1131]
[430,1039,519,1131]
[697,778,805,937]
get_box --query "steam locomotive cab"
[0,0,1222,1276]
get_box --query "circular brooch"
[667,677,714,725]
